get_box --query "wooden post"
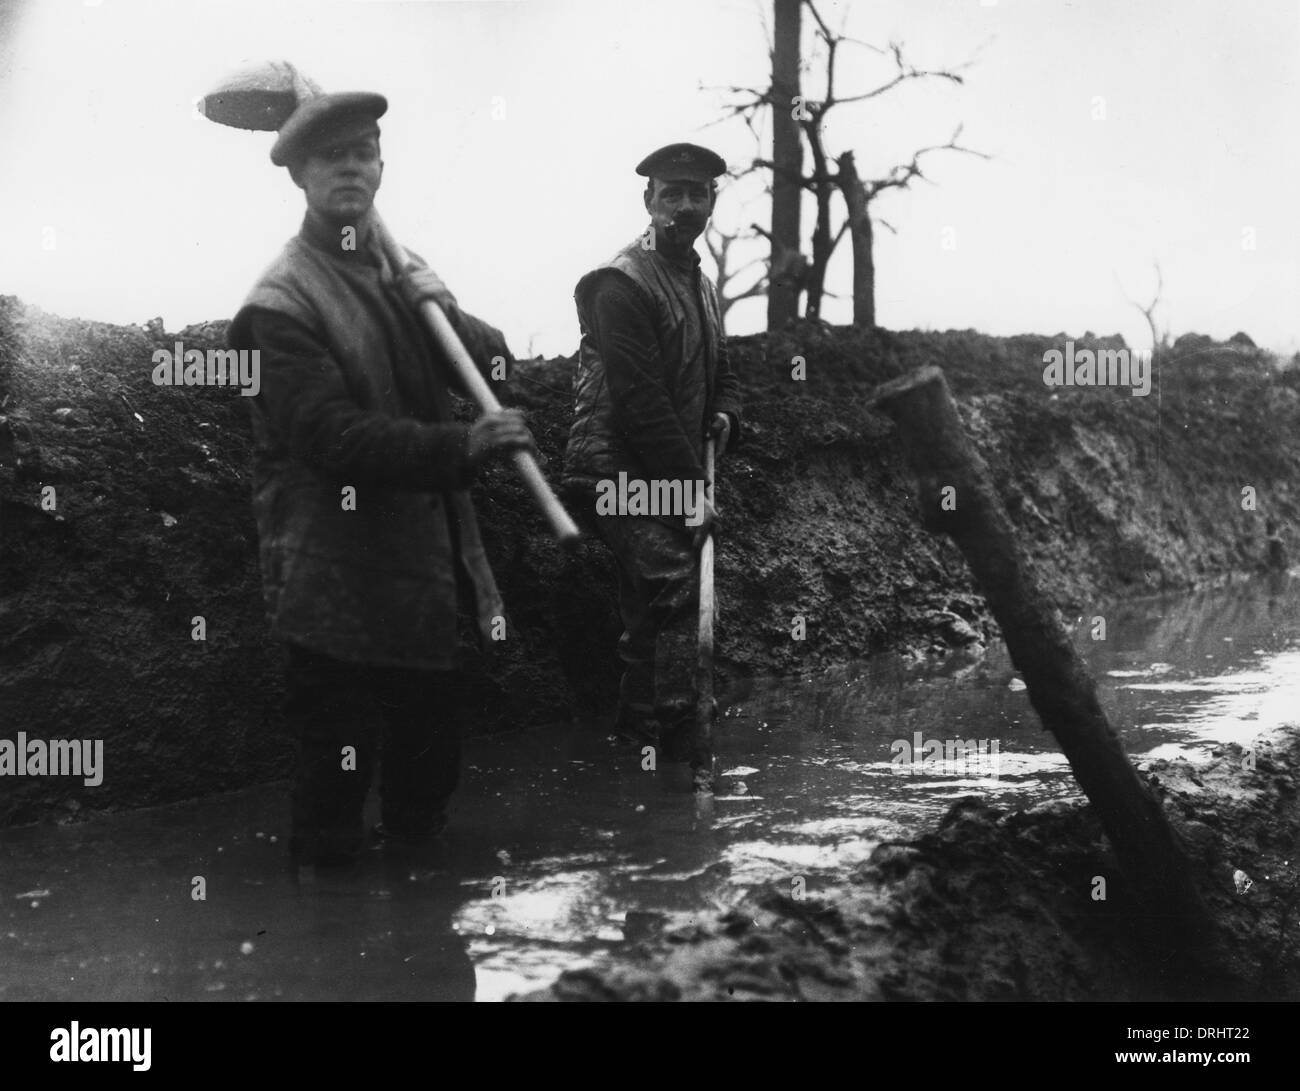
[873,366,1213,953]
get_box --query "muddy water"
[3,573,1297,1002]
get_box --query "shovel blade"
[199,87,297,131]
[198,60,319,131]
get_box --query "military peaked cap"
[634,143,727,182]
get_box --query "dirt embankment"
[2,295,1297,824]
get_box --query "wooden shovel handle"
[697,436,717,748]
[370,212,581,548]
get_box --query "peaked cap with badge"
[635,143,727,183]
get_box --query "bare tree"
[721,1,988,328]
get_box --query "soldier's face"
[293,135,384,224]
[645,177,714,245]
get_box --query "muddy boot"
[657,711,693,764]
[659,703,717,792]
[289,815,367,861]
[659,708,714,788]
[371,817,451,873]
[691,759,715,794]
[695,697,718,792]
[370,812,449,843]
[288,832,364,887]
[614,702,659,746]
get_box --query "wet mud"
[523,729,1300,1002]
[3,298,1299,1001]
[3,296,1296,824]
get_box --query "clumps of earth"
[521,733,1300,1001]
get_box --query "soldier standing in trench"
[227,90,536,869]
[563,143,743,770]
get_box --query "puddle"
[3,572,1297,1001]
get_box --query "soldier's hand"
[399,267,459,316]
[709,412,732,459]
[467,409,537,468]
[691,495,719,552]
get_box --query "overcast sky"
[2,0,1296,357]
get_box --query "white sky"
[2,0,1297,357]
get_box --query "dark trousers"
[283,644,463,862]
[591,514,700,723]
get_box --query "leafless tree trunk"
[803,119,838,321]
[836,150,874,328]
[767,0,804,330]
[834,128,986,328]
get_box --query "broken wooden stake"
[873,365,1214,957]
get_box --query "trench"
[2,572,1297,1001]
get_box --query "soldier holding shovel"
[213,69,540,869]
[563,143,742,788]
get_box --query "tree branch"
[1115,261,1167,352]
[865,124,991,200]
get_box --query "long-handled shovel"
[693,436,717,791]
[369,215,579,546]
[197,61,580,548]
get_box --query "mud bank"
[2,294,1297,822]
[522,729,1300,1002]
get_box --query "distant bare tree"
[1118,261,1171,355]
[704,222,769,332]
